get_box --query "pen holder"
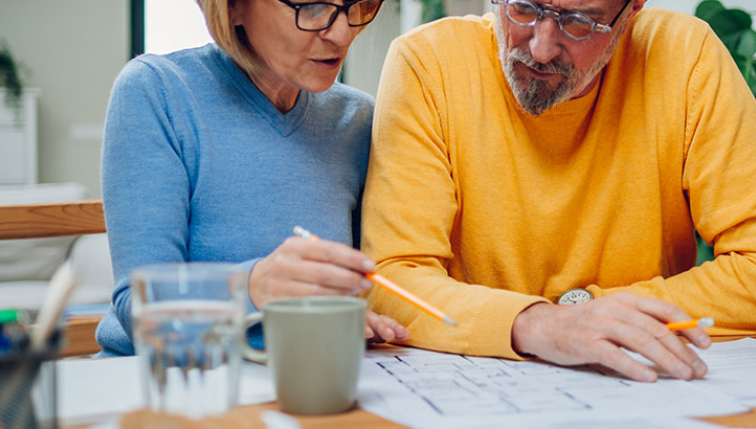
[0,334,61,429]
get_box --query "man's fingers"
[613,323,696,380]
[678,327,712,350]
[632,295,712,349]
[592,341,657,382]
[623,312,707,379]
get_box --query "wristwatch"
[557,288,593,305]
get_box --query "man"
[362,0,756,382]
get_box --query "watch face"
[558,289,592,305]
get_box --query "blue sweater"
[95,44,373,356]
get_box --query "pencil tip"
[443,315,457,326]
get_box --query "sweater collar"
[211,44,309,137]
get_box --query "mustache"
[508,48,573,76]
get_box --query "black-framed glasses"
[492,0,632,41]
[277,0,385,32]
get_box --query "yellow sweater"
[362,9,756,359]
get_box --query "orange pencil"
[666,317,714,331]
[293,226,457,326]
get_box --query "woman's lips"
[312,58,342,69]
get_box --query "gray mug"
[244,296,366,415]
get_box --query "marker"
[0,309,30,355]
[293,226,457,326]
[666,317,715,331]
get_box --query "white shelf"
[0,88,40,184]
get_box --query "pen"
[666,317,715,331]
[293,226,457,326]
[31,261,78,349]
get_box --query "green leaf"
[695,0,724,21]
[719,32,741,52]
[736,29,756,59]
[707,9,752,39]
[746,61,756,98]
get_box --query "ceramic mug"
[244,296,366,415]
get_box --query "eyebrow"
[572,6,605,18]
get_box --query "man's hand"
[512,292,711,382]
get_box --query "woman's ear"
[229,0,245,26]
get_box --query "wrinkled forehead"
[522,0,626,15]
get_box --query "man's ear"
[623,0,646,23]
[630,0,647,14]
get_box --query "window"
[131,0,213,57]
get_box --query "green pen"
[0,308,28,325]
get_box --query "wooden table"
[115,401,756,429]
[74,337,756,428]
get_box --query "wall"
[0,0,752,196]
[345,0,756,96]
[647,0,755,14]
[0,0,130,197]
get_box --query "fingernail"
[361,279,373,290]
[693,359,707,375]
[363,260,376,271]
[699,335,711,347]
[676,363,693,380]
[642,369,656,382]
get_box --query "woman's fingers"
[366,311,410,342]
[285,237,376,273]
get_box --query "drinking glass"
[131,263,246,418]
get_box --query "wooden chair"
[0,200,106,357]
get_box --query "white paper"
[357,346,748,429]
[690,338,756,406]
[57,357,143,426]
[57,357,275,426]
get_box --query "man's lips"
[520,63,559,79]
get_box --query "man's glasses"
[492,0,632,41]
[277,0,385,32]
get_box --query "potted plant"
[0,39,25,118]
[418,0,445,23]
[696,0,756,96]
[693,1,756,264]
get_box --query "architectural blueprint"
[357,344,749,428]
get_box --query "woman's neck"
[248,69,300,113]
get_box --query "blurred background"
[0,0,753,197]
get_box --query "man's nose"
[528,17,562,64]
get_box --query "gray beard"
[494,11,626,116]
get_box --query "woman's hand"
[365,310,410,342]
[248,236,376,308]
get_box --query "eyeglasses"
[277,0,385,32]
[492,0,632,41]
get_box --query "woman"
[95,0,408,356]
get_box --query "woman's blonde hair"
[195,0,260,77]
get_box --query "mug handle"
[242,312,267,364]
